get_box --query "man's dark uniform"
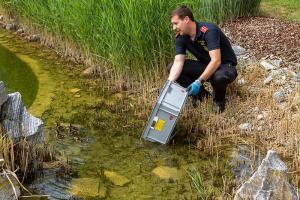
[167,21,238,109]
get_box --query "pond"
[0,30,234,199]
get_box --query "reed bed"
[0,0,261,75]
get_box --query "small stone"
[260,60,277,71]
[232,45,246,56]
[237,78,246,85]
[5,23,15,31]
[238,123,251,131]
[263,75,273,85]
[257,126,262,131]
[29,34,40,42]
[74,94,81,98]
[273,90,286,103]
[294,73,300,82]
[237,55,254,68]
[69,88,81,93]
[275,79,286,85]
[16,28,24,35]
[20,32,26,37]
[269,58,282,68]
[257,114,264,121]
[152,166,182,180]
[82,67,94,76]
[71,178,106,198]
[0,16,3,21]
[104,171,130,186]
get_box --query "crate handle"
[150,116,158,129]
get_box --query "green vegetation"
[187,167,207,199]
[0,0,261,74]
[261,0,300,22]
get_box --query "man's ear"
[183,16,190,23]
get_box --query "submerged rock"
[234,150,299,200]
[1,92,44,144]
[71,178,106,199]
[69,88,81,93]
[152,166,182,180]
[104,171,130,186]
[0,173,21,200]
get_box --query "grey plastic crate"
[141,80,188,144]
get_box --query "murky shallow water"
[0,38,38,107]
[0,30,234,199]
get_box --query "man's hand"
[187,79,202,96]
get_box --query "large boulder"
[234,150,299,200]
[0,81,8,113]
[1,92,44,144]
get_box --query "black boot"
[212,100,225,113]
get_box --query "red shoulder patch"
[200,26,208,33]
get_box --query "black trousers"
[167,59,238,103]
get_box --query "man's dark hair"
[171,5,194,22]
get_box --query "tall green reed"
[0,0,261,74]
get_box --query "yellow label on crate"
[154,119,165,132]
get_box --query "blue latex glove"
[187,79,202,96]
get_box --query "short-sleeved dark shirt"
[175,21,237,66]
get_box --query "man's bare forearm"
[168,55,185,81]
[199,59,221,81]
[199,49,221,81]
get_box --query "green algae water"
[0,41,38,107]
[0,31,234,199]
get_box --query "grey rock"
[1,92,44,144]
[230,146,263,184]
[0,173,21,200]
[237,54,254,68]
[273,90,286,103]
[269,69,285,77]
[294,73,300,82]
[5,23,15,31]
[269,58,282,68]
[260,60,278,71]
[232,45,246,56]
[263,75,273,85]
[234,150,299,200]
[239,123,251,131]
[0,81,8,107]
